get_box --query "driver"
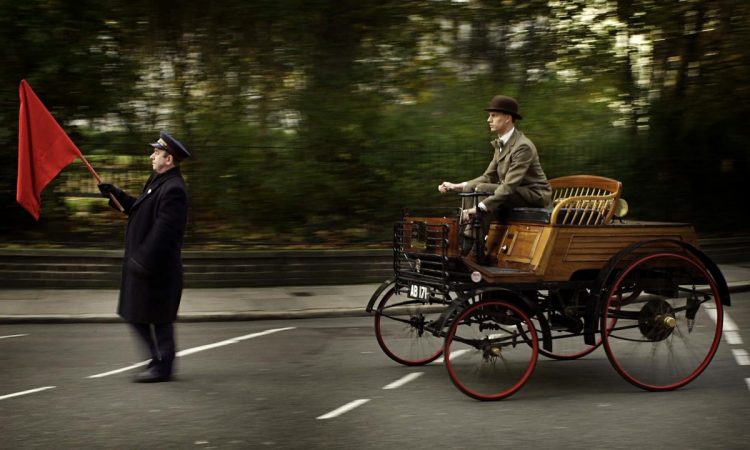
[438,95,552,227]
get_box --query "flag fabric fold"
[17,79,83,220]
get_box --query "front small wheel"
[601,252,724,391]
[444,299,538,401]
[374,287,445,366]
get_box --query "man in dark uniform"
[98,131,190,382]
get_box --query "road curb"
[2,282,748,325]
[0,308,372,324]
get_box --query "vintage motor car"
[366,175,730,401]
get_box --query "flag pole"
[77,154,125,212]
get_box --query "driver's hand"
[438,181,456,193]
[461,207,477,222]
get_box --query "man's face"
[487,112,512,135]
[150,149,173,174]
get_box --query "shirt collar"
[498,127,515,146]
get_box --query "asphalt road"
[2,293,750,449]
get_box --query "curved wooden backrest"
[548,175,622,225]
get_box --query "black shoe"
[134,367,172,383]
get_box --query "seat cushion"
[504,207,604,225]
[504,207,553,224]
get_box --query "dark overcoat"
[110,168,188,323]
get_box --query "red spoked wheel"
[601,252,724,391]
[374,287,446,366]
[444,299,538,401]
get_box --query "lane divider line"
[731,349,750,366]
[176,327,296,357]
[87,361,150,379]
[723,331,743,346]
[383,372,423,390]
[705,309,743,345]
[0,386,55,401]
[88,327,296,379]
[721,314,739,332]
[434,349,470,364]
[0,334,29,340]
[317,399,370,420]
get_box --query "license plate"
[408,284,430,300]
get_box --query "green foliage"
[1,0,748,247]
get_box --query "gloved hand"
[97,183,122,198]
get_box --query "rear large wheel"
[444,299,538,401]
[601,252,724,391]
[374,287,445,366]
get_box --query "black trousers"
[461,184,550,239]
[130,322,176,375]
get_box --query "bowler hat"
[150,131,191,161]
[485,95,522,120]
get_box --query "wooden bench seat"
[548,175,622,225]
[502,175,623,226]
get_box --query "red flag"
[17,80,83,220]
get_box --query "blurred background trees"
[1,0,748,248]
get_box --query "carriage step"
[480,267,532,275]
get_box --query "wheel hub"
[638,298,676,341]
[409,314,426,337]
[482,344,502,361]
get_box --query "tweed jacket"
[464,129,551,212]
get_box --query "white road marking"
[746,378,750,393]
[88,327,296,378]
[723,331,744,345]
[177,327,295,357]
[705,309,742,345]
[0,334,29,339]
[434,349,470,364]
[732,349,750,366]
[0,386,55,401]
[383,372,423,390]
[175,339,242,357]
[722,314,739,332]
[87,360,151,378]
[317,399,370,420]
